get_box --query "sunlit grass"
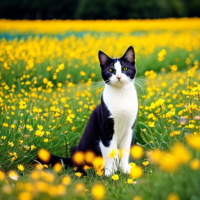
[0,18,200,200]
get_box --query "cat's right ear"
[98,51,112,68]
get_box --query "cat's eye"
[108,68,116,74]
[123,67,128,71]
[108,68,113,72]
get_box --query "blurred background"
[1,0,200,19]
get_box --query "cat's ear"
[121,46,135,63]
[98,51,112,67]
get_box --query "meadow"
[0,18,200,200]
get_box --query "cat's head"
[98,46,136,87]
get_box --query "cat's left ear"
[98,51,112,68]
[121,46,135,63]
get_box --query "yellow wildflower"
[129,166,143,179]
[53,163,62,172]
[91,184,106,200]
[111,174,119,181]
[62,175,71,185]
[8,170,18,180]
[38,149,51,163]
[190,159,200,170]
[18,192,32,200]
[0,171,5,181]
[75,172,82,177]
[186,134,200,150]
[167,193,180,200]
[17,164,24,172]
[130,145,144,160]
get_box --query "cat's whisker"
[134,81,145,94]
[135,78,146,82]
[91,81,105,89]
[135,80,145,90]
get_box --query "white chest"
[103,83,138,143]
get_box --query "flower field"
[0,18,200,200]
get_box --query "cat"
[37,46,138,176]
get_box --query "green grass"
[0,31,200,199]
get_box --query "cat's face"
[98,46,136,87]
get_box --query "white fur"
[114,61,122,78]
[100,62,138,176]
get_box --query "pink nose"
[116,76,121,80]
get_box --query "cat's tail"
[35,146,87,175]
[37,154,74,168]
[36,145,77,168]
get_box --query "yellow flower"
[46,66,53,71]
[72,151,84,165]
[3,122,8,127]
[161,82,167,87]
[18,192,32,200]
[0,171,5,181]
[170,131,181,137]
[75,183,85,190]
[91,184,106,200]
[71,126,76,131]
[62,175,71,185]
[185,134,200,150]
[170,65,178,72]
[44,138,49,143]
[38,149,51,163]
[31,170,40,180]
[19,100,27,109]
[129,166,142,179]
[172,143,191,165]
[96,170,104,176]
[57,82,62,87]
[19,140,23,144]
[91,73,96,78]
[8,170,18,180]
[133,196,143,200]
[130,162,136,168]
[17,164,24,172]
[109,149,116,158]
[80,71,86,76]
[53,163,62,172]
[8,141,14,147]
[58,63,65,70]
[11,124,15,129]
[93,156,104,172]
[84,151,95,164]
[111,174,119,181]
[31,145,36,150]
[37,125,43,130]
[127,178,133,184]
[167,193,180,200]
[190,159,200,170]
[96,86,104,95]
[75,172,82,177]
[118,149,124,160]
[148,121,155,128]
[130,145,144,160]
[142,161,149,166]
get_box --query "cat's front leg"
[100,139,117,177]
[119,129,132,174]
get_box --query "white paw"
[105,167,114,177]
[121,163,132,174]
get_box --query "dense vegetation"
[0,19,200,200]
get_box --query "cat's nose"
[116,76,121,80]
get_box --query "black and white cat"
[38,46,138,176]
